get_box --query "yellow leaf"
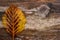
[2,5,26,40]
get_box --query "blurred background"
[0,0,60,40]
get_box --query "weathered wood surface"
[0,28,60,40]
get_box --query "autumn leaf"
[2,5,26,40]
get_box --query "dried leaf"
[2,5,26,40]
